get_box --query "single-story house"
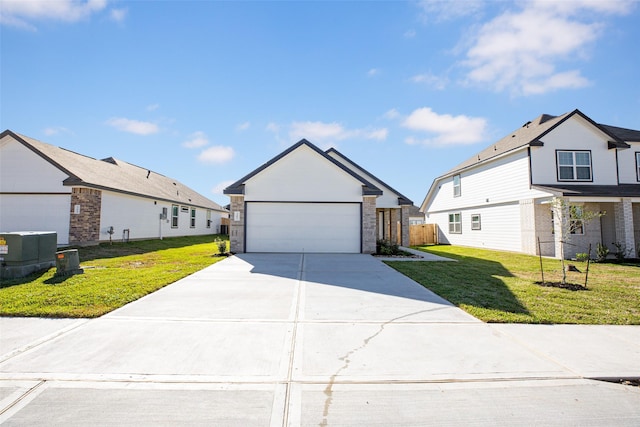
[420,109,640,259]
[0,130,228,246]
[224,139,412,253]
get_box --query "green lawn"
[386,245,640,324]
[0,235,228,318]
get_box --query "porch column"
[390,208,399,244]
[400,205,410,247]
[614,198,636,258]
[553,201,567,259]
[229,195,245,253]
[362,196,377,253]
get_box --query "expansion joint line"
[0,380,46,417]
[282,253,305,426]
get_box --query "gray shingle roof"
[442,109,632,178]
[4,130,225,212]
[533,184,640,198]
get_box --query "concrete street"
[1,253,639,426]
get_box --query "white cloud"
[383,109,400,120]
[198,146,235,164]
[402,107,487,146]
[367,68,379,77]
[146,103,159,112]
[106,117,159,135]
[417,0,485,22]
[43,126,72,136]
[1,0,107,29]
[410,72,449,90]
[462,1,632,95]
[404,29,416,38]
[182,131,209,149]
[109,7,127,23]
[236,121,250,131]
[212,180,236,195]
[266,122,280,133]
[289,121,387,144]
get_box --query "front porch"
[375,206,410,247]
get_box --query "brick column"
[400,205,410,247]
[614,198,636,258]
[553,201,567,259]
[390,209,399,244]
[229,195,245,253]
[362,196,377,253]
[69,187,101,244]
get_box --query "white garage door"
[246,202,361,253]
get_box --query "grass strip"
[386,245,640,324]
[0,235,228,318]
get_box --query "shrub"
[215,239,227,255]
[612,242,632,262]
[596,243,609,262]
[575,253,590,262]
[376,239,400,255]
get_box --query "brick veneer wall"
[362,196,377,253]
[401,205,410,247]
[69,187,102,244]
[229,195,245,253]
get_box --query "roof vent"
[101,157,118,165]
[146,170,151,179]
[522,121,531,128]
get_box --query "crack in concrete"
[319,309,433,427]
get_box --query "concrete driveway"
[1,253,639,426]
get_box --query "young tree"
[551,197,605,284]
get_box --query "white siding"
[427,203,522,252]
[0,136,72,245]
[0,194,71,245]
[100,191,222,242]
[244,145,362,202]
[531,116,618,185]
[618,142,640,184]
[426,149,550,214]
[0,136,71,193]
[327,152,400,208]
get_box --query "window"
[171,205,179,228]
[570,205,584,235]
[557,150,592,181]
[471,214,481,230]
[206,210,212,228]
[190,208,196,228]
[448,213,461,234]
[453,174,461,197]
[181,205,189,213]
[636,152,640,181]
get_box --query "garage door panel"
[246,203,360,253]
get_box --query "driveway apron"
[1,253,639,426]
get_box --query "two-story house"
[420,109,640,259]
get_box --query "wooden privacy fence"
[409,224,438,246]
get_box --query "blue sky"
[2,0,639,207]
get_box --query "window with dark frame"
[190,208,196,228]
[453,174,461,197]
[206,210,211,228]
[636,152,640,181]
[557,150,592,181]
[471,214,481,230]
[448,212,462,234]
[171,205,179,228]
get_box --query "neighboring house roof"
[533,184,640,198]
[420,109,636,212]
[325,147,413,205]
[407,205,424,218]
[2,130,226,212]
[444,109,629,178]
[223,138,383,196]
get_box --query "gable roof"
[443,109,629,178]
[1,130,226,212]
[223,139,382,196]
[325,147,412,205]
